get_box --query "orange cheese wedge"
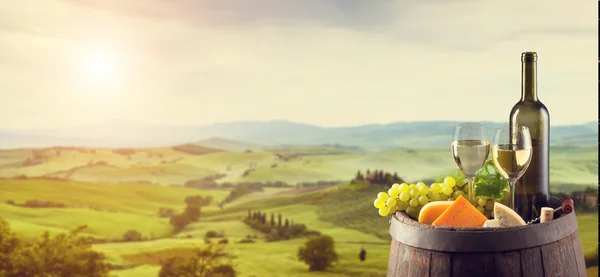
[432,195,488,228]
[418,201,453,224]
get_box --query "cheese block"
[493,202,526,227]
[432,195,488,228]
[483,219,501,228]
[418,201,453,224]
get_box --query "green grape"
[373,198,386,209]
[453,190,465,199]
[429,191,441,201]
[397,200,408,211]
[447,197,454,201]
[388,187,401,198]
[377,192,389,201]
[391,183,400,189]
[378,207,389,217]
[456,180,466,188]
[418,195,429,205]
[386,198,397,208]
[415,205,423,217]
[430,183,442,193]
[405,206,417,218]
[418,186,429,196]
[409,184,417,189]
[409,188,419,199]
[387,205,397,215]
[476,206,485,214]
[409,199,419,207]
[442,185,453,196]
[399,192,410,202]
[444,176,456,187]
[398,183,410,193]
[477,198,487,207]
[485,199,495,211]
[416,182,426,188]
[461,186,469,194]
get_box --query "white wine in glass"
[492,126,533,209]
[451,123,490,203]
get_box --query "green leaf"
[474,160,508,199]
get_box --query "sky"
[0,0,597,129]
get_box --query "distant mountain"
[0,120,596,151]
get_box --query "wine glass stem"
[467,177,475,203]
[508,179,517,210]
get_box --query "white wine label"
[540,207,554,223]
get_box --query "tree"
[170,213,192,232]
[278,214,282,228]
[359,248,366,262]
[185,195,213,207]
[159,246,236,277]
[248,210,251,220]
[122,230,143,242]
[0,217,109,277]
[185,204,202,221]
[284,219,289,228]
[297,234,338,271]
[393,172,400,182]
[355,170,364,181]
[270,213,275,227]
[158,207,177,218]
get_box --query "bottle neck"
[521,58,538,102]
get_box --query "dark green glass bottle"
[509,52,550,223]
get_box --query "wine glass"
[451,122,490,203]
[492,126,533,209]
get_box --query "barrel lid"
[389,211,578,253]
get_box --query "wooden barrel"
[387,211,587,277]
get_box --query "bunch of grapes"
[473,197,495,219]
[373,176,466,219]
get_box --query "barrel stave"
[495,251,522,277]
[519,247,544,277]
[451,252,495,276]
[541,235,581,277]
[571,232,587,277]
[429,251,451,277]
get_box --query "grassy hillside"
[0,179,228,238]
[0,145,596,191]
[0,178,597,277]
[0,142,597,277]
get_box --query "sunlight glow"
[85,51,115,79]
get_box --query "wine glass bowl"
[451,122,491,203]
[491,126,533,209]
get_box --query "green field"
[0,144,597,277]
[0,145,596,190]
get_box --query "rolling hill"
[0,144,596,191]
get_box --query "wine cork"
[540,207,554,223]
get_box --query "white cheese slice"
[493,202,526,227]
[483,219,501,228]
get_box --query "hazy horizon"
[0,0,597,129]
[1,118,597,132]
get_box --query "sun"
[85,51,115,79]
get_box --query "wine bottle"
[509,52,550,223]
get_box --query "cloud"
[50,0,596,52]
